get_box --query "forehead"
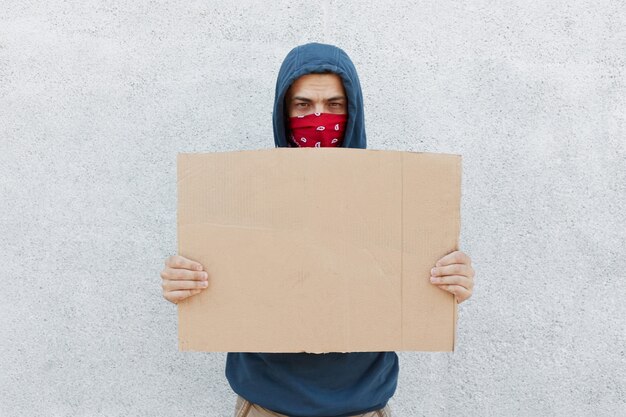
[287,73,345,98]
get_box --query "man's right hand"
[161,255,209,304]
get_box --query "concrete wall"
[1,1,624,416]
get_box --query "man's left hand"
[430,250,474,304]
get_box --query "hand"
[161,255,209,304]
[429,250,474,304]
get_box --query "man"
[161,42,475,417]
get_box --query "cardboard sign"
[177,148,461,353]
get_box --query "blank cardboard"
[177,148,461,353]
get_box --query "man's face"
[285,73,347,117]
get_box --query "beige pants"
[233,395,392,417]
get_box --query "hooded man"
[160,42,475,417]
[272,43,366,149]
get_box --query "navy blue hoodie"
[225,43,399,417]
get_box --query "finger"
[165,255,204,271]
[435,251,471,267]
[161,267,208,281]
[166,289,202,304]
[431,264,473,278]
[163,279,209,292]
[437,284,471,302]
[430,274,472,289]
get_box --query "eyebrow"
[291,95,346,102]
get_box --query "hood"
[272,42,367,149]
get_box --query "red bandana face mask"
[287,112,348,147]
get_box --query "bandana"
[287,112,347,147]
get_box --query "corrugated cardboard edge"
[176,153,184,352]
[452,296,458,352]
[400,151,404,350]
[452,155,462,352]
[176,152,201,352]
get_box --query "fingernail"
[202,272,208,280]
[201,281,208,287]
[430,276,438,283]
[431,268,437,275]
[196,265,203,271]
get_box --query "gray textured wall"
[1,1,625,416]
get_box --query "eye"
[295,103,309,108]
[330,103,343,107]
